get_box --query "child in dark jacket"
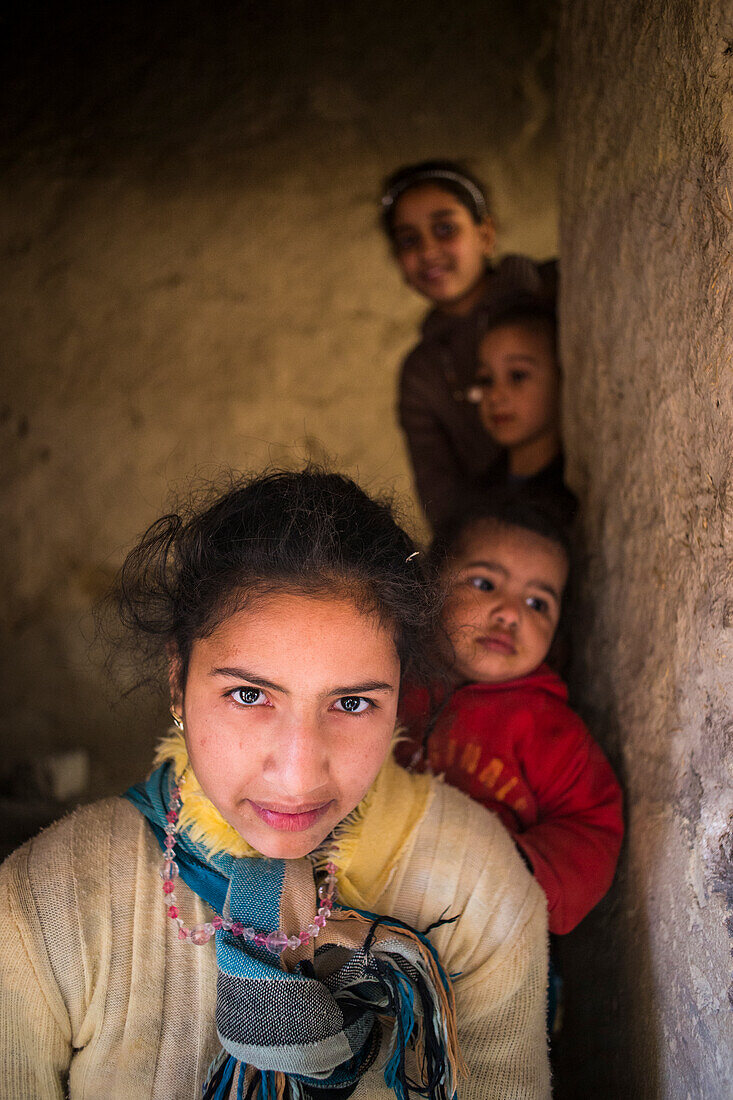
[467,298,577,530]
[396,498,623,935]
[380,160,555,528]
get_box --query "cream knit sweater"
[0,782,550,1099]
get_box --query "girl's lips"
[477,634,516,655]
[247,799,334,832]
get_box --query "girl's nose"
[266,717,330,798]
[491,598,520,628]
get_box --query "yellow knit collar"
[154,729,433,909]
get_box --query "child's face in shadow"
[391,184,495,314]
[441,523,567,684]
[474,324,560,450]
[174,593,401,859]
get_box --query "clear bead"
[159,860,179,883]
[317,884,330,900]
[307,922,320,938]
[265,930,289,954]
[287,936,301,950]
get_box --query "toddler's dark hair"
[115,467,439,693]
[481,297,558,359]
[380,159,491,238]
[431,491,572,571]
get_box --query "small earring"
[169,705,184,732]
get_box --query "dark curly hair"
[115,467,439,694]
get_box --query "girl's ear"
[480,217,496,258]
[166,641,184,711]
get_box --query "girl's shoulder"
[385,778,545,960]
[1,796,151,922]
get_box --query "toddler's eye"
[230,687,267,706]
[333,696,370,714]
[469,576,495,592]
[526,596,549,614]
[510,369,529,384]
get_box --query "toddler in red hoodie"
[397,497,623,934]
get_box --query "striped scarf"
[126,761,463,1100]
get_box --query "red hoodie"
[397,666,624,934]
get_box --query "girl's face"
[474,323,560,450]
[175,592,401,859]
[390,184,495,315]
[441,523,566,684]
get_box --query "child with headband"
[381,159,555,528]
[0,468,550,1098]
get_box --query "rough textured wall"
[0,2,558,795]
[558,1,733,1095]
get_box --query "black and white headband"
[381,169,488,221]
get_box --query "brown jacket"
[398,256,554,528]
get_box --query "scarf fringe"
[202,909,464,1100]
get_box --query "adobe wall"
[0,2,558,793]
[558,1,733,1094]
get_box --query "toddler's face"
[391,184,495,313]
[474,323,560,449]
[441,523,567,683]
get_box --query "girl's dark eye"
[433,221,457,239]
[394,232,419,253]
[510,370,529,384]
[231,687,266,706]
[526,596,549,614]
[469,576,495,592]
[334,696,370,714]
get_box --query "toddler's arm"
[512,709,624,934]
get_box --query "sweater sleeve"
[383,785,551,1099]
[511,706,624,934]
[0,845,72,1098]
[398,346,469,528]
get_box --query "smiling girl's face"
[174,592,401,859]
[441,523,567,684]
[390,184,495,315]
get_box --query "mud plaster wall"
[558,0,733,1095]
[0,2,558,795]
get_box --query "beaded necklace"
[160,778,338,955]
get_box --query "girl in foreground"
[0,469,550,1099]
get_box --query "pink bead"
[163,881,175,895]
[325,862,337,874]
[314,913,327,928]
[166,810,177,824]
[231,921,244,936]
[191,925,212,946]
[212,916,223,930]
[254,933,267,947]
[321,897,333,910]
[168,905,179,919]
[298,930,311,945]
[178,928,188,940]
[164,835,175,849]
